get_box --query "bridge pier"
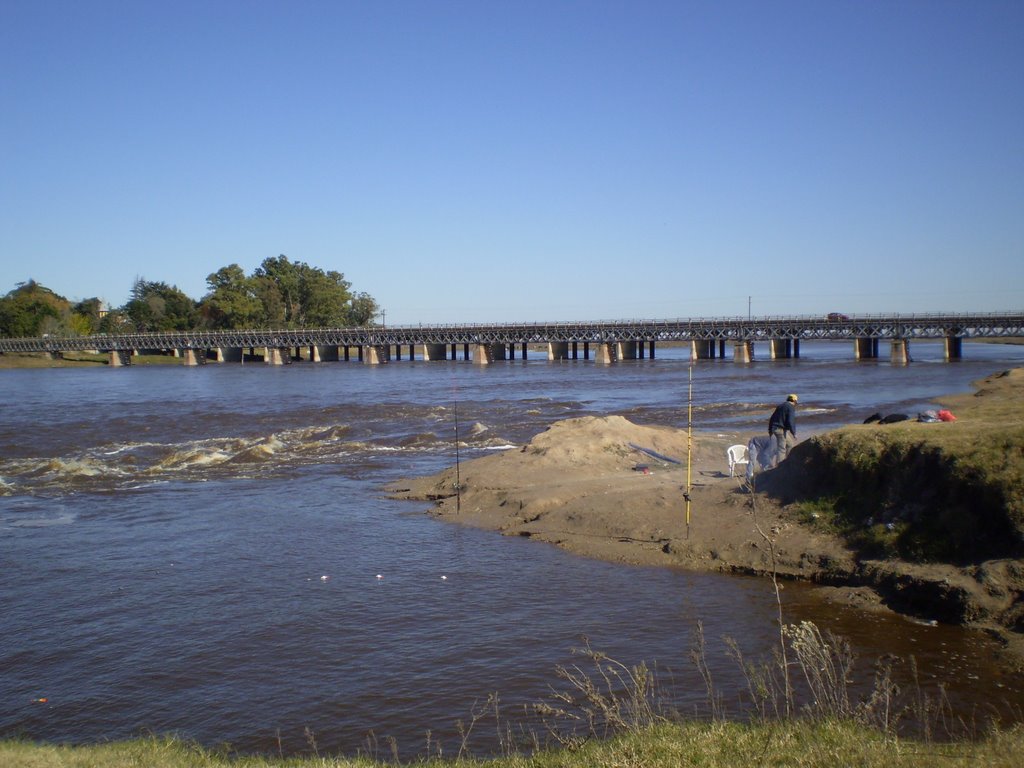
[313,345,340,362]
[212,347,243,363]
[108,350,132,366]
[733,341,753,364]
[769,339,798,359]
[945,336,962,360]
[890,339,910,365]
[364,345,390,364]
[616,341,638,360]
[471,343,506,364]
[181,349,202,366]
[855,337,879,359]
[691,340,716,360]
[596,342,616,364]
[548,342,570,360]
[422,343,447,361]
[265,347,290,365]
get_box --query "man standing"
[768,394,798,466]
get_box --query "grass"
[9,612,1017,766]
[3,722,1023,768]
[776,369,1024,564]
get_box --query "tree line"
[0,256,379,338]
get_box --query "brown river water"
[2,341,1023,757]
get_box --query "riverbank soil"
[390,368,1024,668]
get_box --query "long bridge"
[2,312,1022,366]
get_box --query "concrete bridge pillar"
[616,341,638,360]
[265,347,290,365]
[691,340,715,360]
[313,345,340,362]
[945,336,962,360]
[855,337,879,359]
[733,341,753,364]
[181,349,201,366]
[213,347,242,363]
[769,339,792,359]
[471,344,490,365]
[890,339,910,365]
[422,343,448,361]
[108,350,132,366]
[471,343,505,364]
[595,342,616,364]
[548,342,570,360]
[364,345,390,364]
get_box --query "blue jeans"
[770,428,789,466]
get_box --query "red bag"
[937,409,956,422]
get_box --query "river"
[2,341,1023,757]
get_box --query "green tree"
[124,278,198,331]
[252,276,287,327]
[0,280,68,337]
[347,291,379,326]
[198,265,262,329]
[98,309,131,334]
[71,297,104,335]
[253,255,355,328]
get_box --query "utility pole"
[748,296,751,320]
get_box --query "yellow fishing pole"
[685,354,693,539]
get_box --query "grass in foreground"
[3,721,1024,768]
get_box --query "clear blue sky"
[2,0,1022,324]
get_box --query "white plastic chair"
[727,444,749,477]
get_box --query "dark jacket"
[768,401,796,437]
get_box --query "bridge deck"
[1,313,1021,359]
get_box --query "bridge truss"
[1,312,1022,355]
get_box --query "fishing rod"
[685,355,693,539]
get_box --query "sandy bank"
[390,370,1024,667]
[388,415,853,580]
